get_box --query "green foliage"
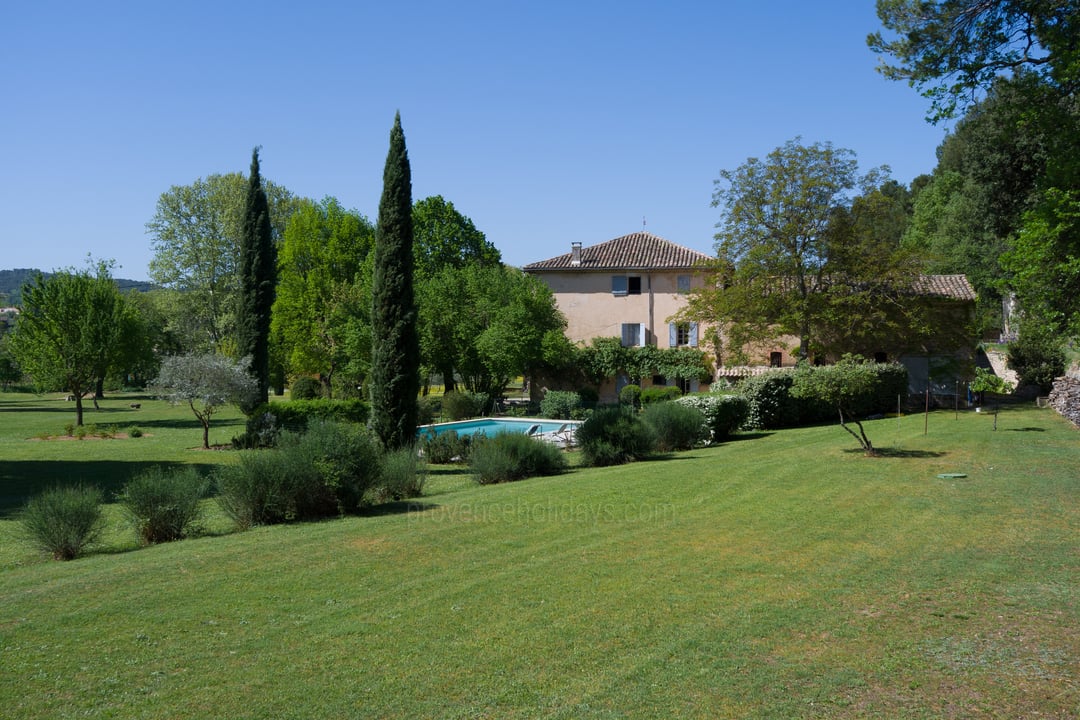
[154,353,258,449]
[370,113,420,450]
[642,401,705,452]
[412,195,501,281]
[421,430,472,464]
[1007,322,1066,392]
[416,395,439,425]
[791,358,908,454]
[704,139,904,361]
[289,376,323,400]
[676,394,749,442]
[216,420,383,528]
[272,197,375,397]
[119,466,208,545]
[737,371,822,430]
[618,384,641,408]
[147,171,300,353]
[576,407,656,467]
[236,148,276,409]
[640,385,682,405]
[19,485,104,560]
[579,339,710,386]
[128,426,143,438]
[970,367,1014,402]
[869,0,1080,122]
[469,432,567,485]
[441,391,488,421]
[371,446,427,502]
[539,390,582,419]
[8,263,137,426]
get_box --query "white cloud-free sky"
[0,1,947,281]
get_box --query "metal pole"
[924,386,929,436]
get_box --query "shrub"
[290,376,323,400]
[640,385,682,405]
[20,485,104,560]
[642,401,706,452]
[1008,323,1066,393]
[216,420,383,528]
[737,371,801,429]
[416,395,440,425]
[232,410,281,449]
[119,466,208,544]
[421,430,470,464]
[128,426,143,438]
[676,394,748,442]
[619,384,641,408]
[540,390,582,419]
[370,446,427,502]
[469,432,567,484]
[243,399,370,437]
[442,391,489,420]
[576,407,656,467]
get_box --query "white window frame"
[621,322,646,348]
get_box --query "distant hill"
[0,269,157,306]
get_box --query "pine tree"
[369,113,420,449]
[236,147,275,407]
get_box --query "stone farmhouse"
[524,232,978,401]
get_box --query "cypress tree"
[237,147,275,407]
[370,113,420,449]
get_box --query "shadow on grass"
[359,500,441,518]
[844,447,947,458]
[0,460,220,518]
[119,417,247,431]
[1004,427,1046,432]
[726,431,773,442]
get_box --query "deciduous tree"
[9,264,132,425]
[154,353,257,449]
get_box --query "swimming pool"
[417,417,580,440]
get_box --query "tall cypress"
[370,112,420,448]
[237,147,275,407]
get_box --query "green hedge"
[676,394,749,442]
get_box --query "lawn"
[0,391,1077,718]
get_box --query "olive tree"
[154,353,257,449]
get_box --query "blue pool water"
[417,418,579,439]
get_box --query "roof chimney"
[570,241,582,266]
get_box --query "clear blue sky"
[1,1,947,282]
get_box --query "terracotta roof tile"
[912,274,977,301]
[523,232,712,272]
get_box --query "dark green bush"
[119,466,208,544]
[469,432,567,484]
[232,409,281,449]
[737,371,802,429]
[416,396,440,425]
[642,401,706,452]
[539,390,582,419]
[619,384,641,408]
[290,376,323,400]
[20,485,104,560]
[241,399,370,439]
[216,420,383,528]
[676,394,748,441]
[442,391,489,420]
[1008,324,1066,393]
[421,430,471,464]
[576,407,656,467]
[640,385,682,405]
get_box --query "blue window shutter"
[689,322,699,347]
[638,323,646,347]
[668,322,677,348]
[612,276,627,295]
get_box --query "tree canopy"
[8,263,135,425]
[689,138,921,364]
[869,0,1080,121]
[236,148,276,407]
[154,353,258,449]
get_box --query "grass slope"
[0,393,1077,718]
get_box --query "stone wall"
[1048,375,1080,428]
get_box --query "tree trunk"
[202,420,210,450]
[74,391,84,427]
[95,377,105,400]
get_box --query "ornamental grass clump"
[19,484,104,560]
[469,432,567,485]
[370,446,427,503]
[119,466,208,545]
